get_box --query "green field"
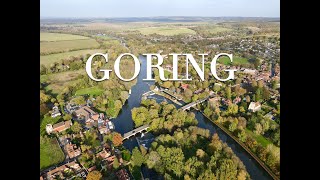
[136,27,196,36]
[40,136,65,170]
[40,39,100,54]
[245,129,272,147]
[207,26,232,34]
[40,49,103,66]
[41,32,89,42]
[217,56,249,65]
[75,86,104,96]
[41,70,86,94]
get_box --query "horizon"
[41,0,280,18]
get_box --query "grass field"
[40,39,100,54]
[41,70,86,94]
[136,27,196,36]
[207,26,232,34]
[75,86,104,96]
[245,129,273,147]
[41,32,89,42]
[40,136,65,170]
[40,49,103,66]
[217,56,249,65]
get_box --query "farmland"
[207,26,232,34]
[40,39,100,55]
[40,49,103,66]
[40,136,65,170]
[41,70,86,94]
[135,27,196,36]
[40,32,90,42]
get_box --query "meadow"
[40,49,103,66]
[40,136,65,170]
[217,56,249,65]
[75,86,104,96]
[207,26,232,34]
[40,32,90,42]
[135,27,196,36]
[40,39,100,55]
[41,70,86,94]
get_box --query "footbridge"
[180,96,210,111]
[123,124,150,140]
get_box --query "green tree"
[86,170,102,180]
[71,121,82,133]
[226,86,231,100]
[131,147,145,167]
[113,157,120,169]
[254,123,263,135]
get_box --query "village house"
[242,68,256,75]
[51,106,61,118]
[233,96,241,104]
[96,147,112,160]
[44,161,83,180]
[65,103,80,114]
[180,83,188,91]
[248,102,261,112]
[65,142,81,159]
[46,120,72,134]
[73,106,105,128]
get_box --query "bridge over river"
[180,96,210,110]
[123,124,150,140]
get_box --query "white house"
[248,102,261,112]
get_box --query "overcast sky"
[40,0,280,18]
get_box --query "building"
[96,148,111,159]
[66,142,81,159]
[248,102,261,112]
[46,120,72,134]
[74,106,98,121]
[233,97,241,104]
[116,169,130,180]
[45,161,82,180]
[51,106,61,118]
[180,83,188,91]
[242,69,256,75]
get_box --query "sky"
[40,0,280,18]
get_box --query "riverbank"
[200,112,279,180]
[177,96,279,180]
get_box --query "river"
[111,56,272,180]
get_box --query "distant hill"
[40,16,280,24]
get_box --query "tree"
[86,170,102,180]
[63,114,72,121]
[209,133,222,152]
[113,157,120,169]
[184,89,193,99]
[226,86,231,100]
[112,132,123,147]
[254,123,263,135]
[120,91,129,104]
[255,88,261,102]
[71,121,82,133]
[257,80,264,88]
[162,81,173,89]
[213,84,221,92]
[245,95,250,103]
[131,147,145,167]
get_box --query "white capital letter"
[86,53,112,82]
[185,54,206,81]
[211,53,237,81]
[114,53,140,81]
[143,54,167,81]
